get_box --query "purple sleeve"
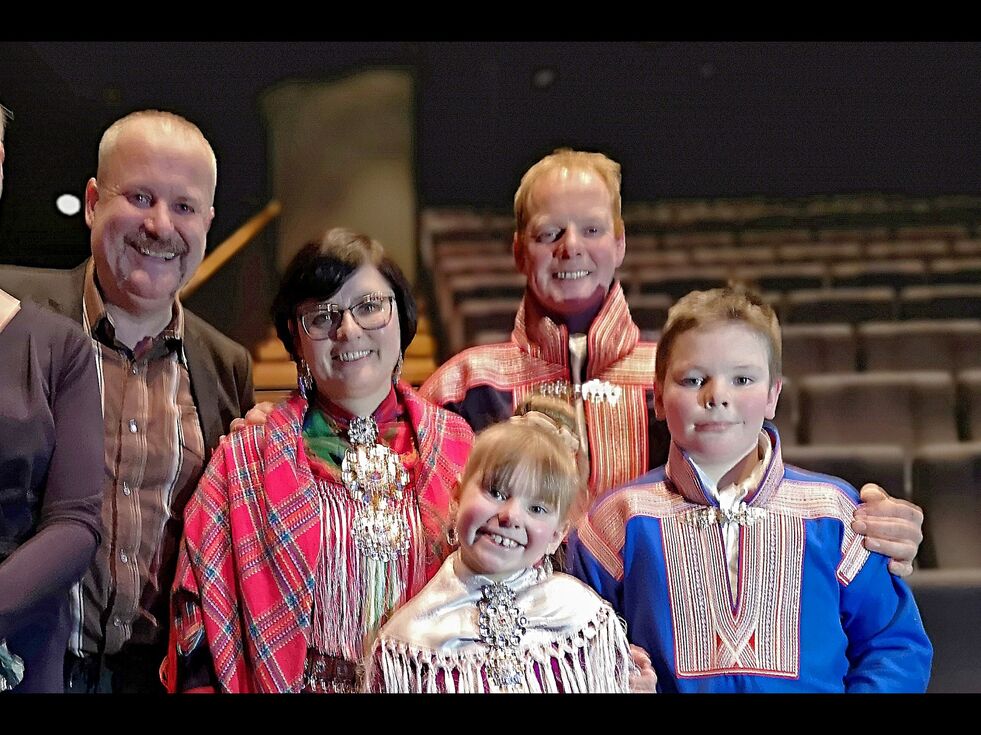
[0,324,103,639]
[439,385,514,432]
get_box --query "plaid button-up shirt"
[69,261,205,656]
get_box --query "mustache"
[124,231,188,255]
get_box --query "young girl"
[369,397,634,693]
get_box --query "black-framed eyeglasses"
[298,293,396,340]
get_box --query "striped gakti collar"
[665,422,785,509]
[511,280,641,378]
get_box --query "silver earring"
[445,516,459,547]
[392,352,404,386]
[298,359,314,399]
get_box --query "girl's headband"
[508,410,581,459]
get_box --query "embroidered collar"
[303,386,413,478]
[453,551,543,594]
[313,385,402,430]
[272,383,447,517]
[692,432,772,506]
[512,281,640,377]
[665,422,785,509]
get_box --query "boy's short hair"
[459,395,586,527]
[655,286,782,387]
[513,148,624,239]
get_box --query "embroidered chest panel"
[431,338,657,499]
[583,385,650,496]
[583,473,866,681]
[661,510,805,679]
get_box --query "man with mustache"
[0,110,254,692]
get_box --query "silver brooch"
[537,380,573,400]
[684,503,767,529]
[580,379,622,406]
[341,416,411,562]
[535,379,622,406]
[478,582,529,690]
[347,415,379,446]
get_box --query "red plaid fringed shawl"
[163,383,474,693]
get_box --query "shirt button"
[129,419,138,433]
[122,482,132,496]
[120,552,129,564]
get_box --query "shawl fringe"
[373,604,631,693]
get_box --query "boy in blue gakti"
[568,286,932,693]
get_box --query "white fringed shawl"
[371,552,631,693]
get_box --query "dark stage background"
[2,41,978,343]
[3,42,979,259]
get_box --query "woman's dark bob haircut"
[271,227,417,362]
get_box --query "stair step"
[403,356,437,386]
[405,333,435,357]
[254,360,297,390]
[256,338,290,362]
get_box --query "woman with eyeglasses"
[163,228,474,693]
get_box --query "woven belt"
[303,649,359,693]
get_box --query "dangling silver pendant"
[351,504,411,562]
[477,582,528,690]
[341,416,411,562]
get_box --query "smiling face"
[85,118,215,317]
[655,321,782,479]
[295,264,402,416]
[455,465,569,581]
[514,168,625,321]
